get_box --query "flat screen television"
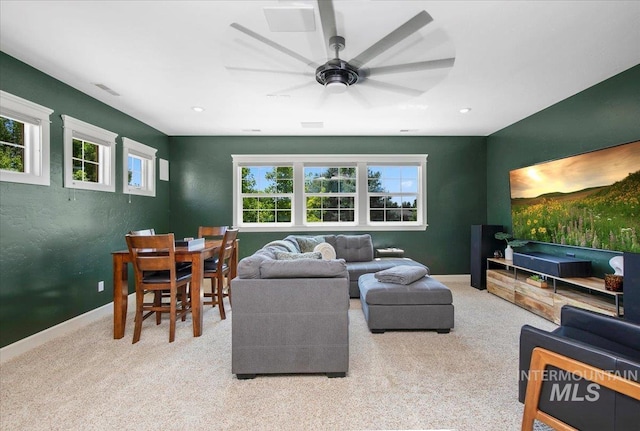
[509,140,640,253]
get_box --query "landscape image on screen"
[509,140,640,253]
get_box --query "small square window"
[0,91,53,186]
[62,115,117,193]
[122,137,157,197]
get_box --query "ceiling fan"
[228,0,455,99]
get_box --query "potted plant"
[494,232,528,261]
[526,274,549,288]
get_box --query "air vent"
[301,121,324,129]
[94,83,120,96]
[263,6,316,32]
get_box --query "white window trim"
[122,137,157,197]
[0,91,53,186]
[62,115,117,192]
[232,154,428,232]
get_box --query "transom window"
[62,115,117,193]
[0,91,53,186]
[233,154,427,232]
[122,137,157,197]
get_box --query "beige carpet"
[0,280,557,431]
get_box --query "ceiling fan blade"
[349,10,434,68]
[230,22,319,69]
[366,58,455,76]
[360,79,424,97]
[347,86,372,109]
[272,80,317,95]
[317,0,338,58]
[226,66,313,77]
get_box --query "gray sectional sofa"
[231,233,428,378]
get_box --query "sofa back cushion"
[237,247,277,279]
[335,234,374,262]
[260,258,348,279]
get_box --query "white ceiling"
[1,1,639,136]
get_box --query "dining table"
[111,239,238,339]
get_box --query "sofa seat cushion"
[359,273,452,306]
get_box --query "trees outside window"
[233,154,427,232]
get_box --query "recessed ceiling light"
[459,107,472,114]
[191,106,205,112]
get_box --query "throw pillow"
[274,250,322,260]
[293,235,326,253]
[314,242,337,260]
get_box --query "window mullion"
[293,161,304,226]
[357,162,368,225]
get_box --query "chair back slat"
[198,226,228,239]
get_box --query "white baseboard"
[0,293,136,364]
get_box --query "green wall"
[168,136,489,274]
[2,48,637,349]
[487,65,640,276]
[0,52,171,347]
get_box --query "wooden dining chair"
[202,228,238,320]
[125,233,192,343]
[197,225,227,240]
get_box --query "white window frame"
[0,91,53,186]
[62,115,117,192]
[122,137,157,197]
[232,154,428,232]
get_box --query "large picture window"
[233,154,427,232]
[0,91,53,186]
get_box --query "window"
[122,137,157,197]
[0,91,53,186]
[241,165,293,224]
[368,166,419,222]
[233,154,427,232]
[305,166,356,223]
[62,115,117,192]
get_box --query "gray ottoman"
[358,273,454,333]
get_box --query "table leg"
[113,254,128,339]
[191,255,204,337]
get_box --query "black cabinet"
[624,252,640,323]
[470,225,503,290]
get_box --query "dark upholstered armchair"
[519,305,640,431]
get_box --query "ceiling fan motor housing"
[316,58,360,87]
